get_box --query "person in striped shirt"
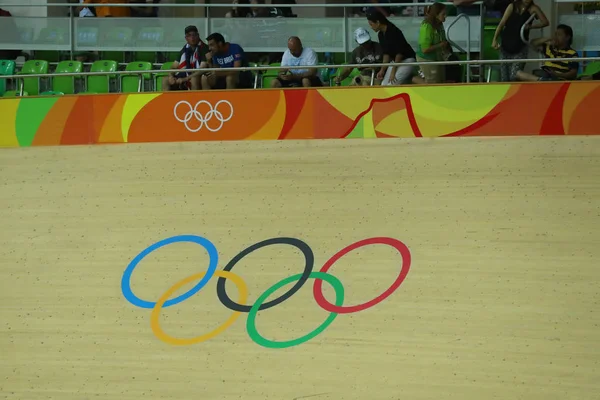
[162,25,210,91]
[516,24,579,82]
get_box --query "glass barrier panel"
[209,18,345,53]
[74,17,208,52]
[0,17,71,51]
[559,14,600,52]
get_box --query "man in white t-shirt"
[270,36,323,88]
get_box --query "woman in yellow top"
[83,0,131,17]
[415,2,450,83]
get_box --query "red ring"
[312,237,411,314]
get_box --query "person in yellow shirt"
[83,0,131,17]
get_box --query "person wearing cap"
[162,25,209,92]
[335,27,383,86]
[271,36,322,88]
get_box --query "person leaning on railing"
[82,0,130,17]
[366,10,416,85]
[415,2,451,84]
[515,24,579,82]
[492,0,548,82]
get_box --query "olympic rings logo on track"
[173,100,234,132]
[121,235,411,349]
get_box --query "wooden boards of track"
[0,137,599,399]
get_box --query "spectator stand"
[0,2,484,85]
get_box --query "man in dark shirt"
[335,27,384,86]
[367,10,416,85]
[162,25,209,91]
[202,32,253,90]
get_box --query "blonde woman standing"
[416,2,450,83]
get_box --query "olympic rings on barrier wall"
[121,235,411,349]
[173,100,234,133]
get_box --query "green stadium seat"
[3,90,29,97]
[0,59,16,96]
[261,62,280,88]
[17,60,49,96]
[40,91,64,96]
[121,61,153,93]
[580,61,600,79]
[332,66,361,87]
[83,60,118,94]
[154,62,175,91]
[50,60,82,95]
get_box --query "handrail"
[446,13,471,83]
[0,2,476,8]
[520,14,537,45]
[2,57,600,82]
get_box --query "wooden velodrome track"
[0,137,599,400]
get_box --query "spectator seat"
[0,59,16,95]
[121,61,153,93]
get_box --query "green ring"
[246,271,345,349]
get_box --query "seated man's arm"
[551,59,578,80]
[291,50,318,79]
[218,60,242,76]
[278,51,290,77]
[531,37,551,48]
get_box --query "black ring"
[216,237,314,312]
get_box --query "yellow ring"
[150,270,248,345]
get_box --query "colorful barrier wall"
[0,81,599,147]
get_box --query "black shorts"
[276,75,323,87]
[214,72,254,89]
[169,83,189,91]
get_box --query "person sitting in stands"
[334,28,383,86]
[416,2,450,84]
[226,0,253,18]
[82,0,130,17]
[516,24,579,82]
[271,36,322,88]
[162,25,209,91]
[202,32,253,90]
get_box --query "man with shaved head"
[271,36,323,88]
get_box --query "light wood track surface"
[1,137,599,400]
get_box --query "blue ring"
[121,235,218,309]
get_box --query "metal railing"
[520,14,538,44]
[0,2,485,69]
[447,13,471,83]
[2,56,600,96]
